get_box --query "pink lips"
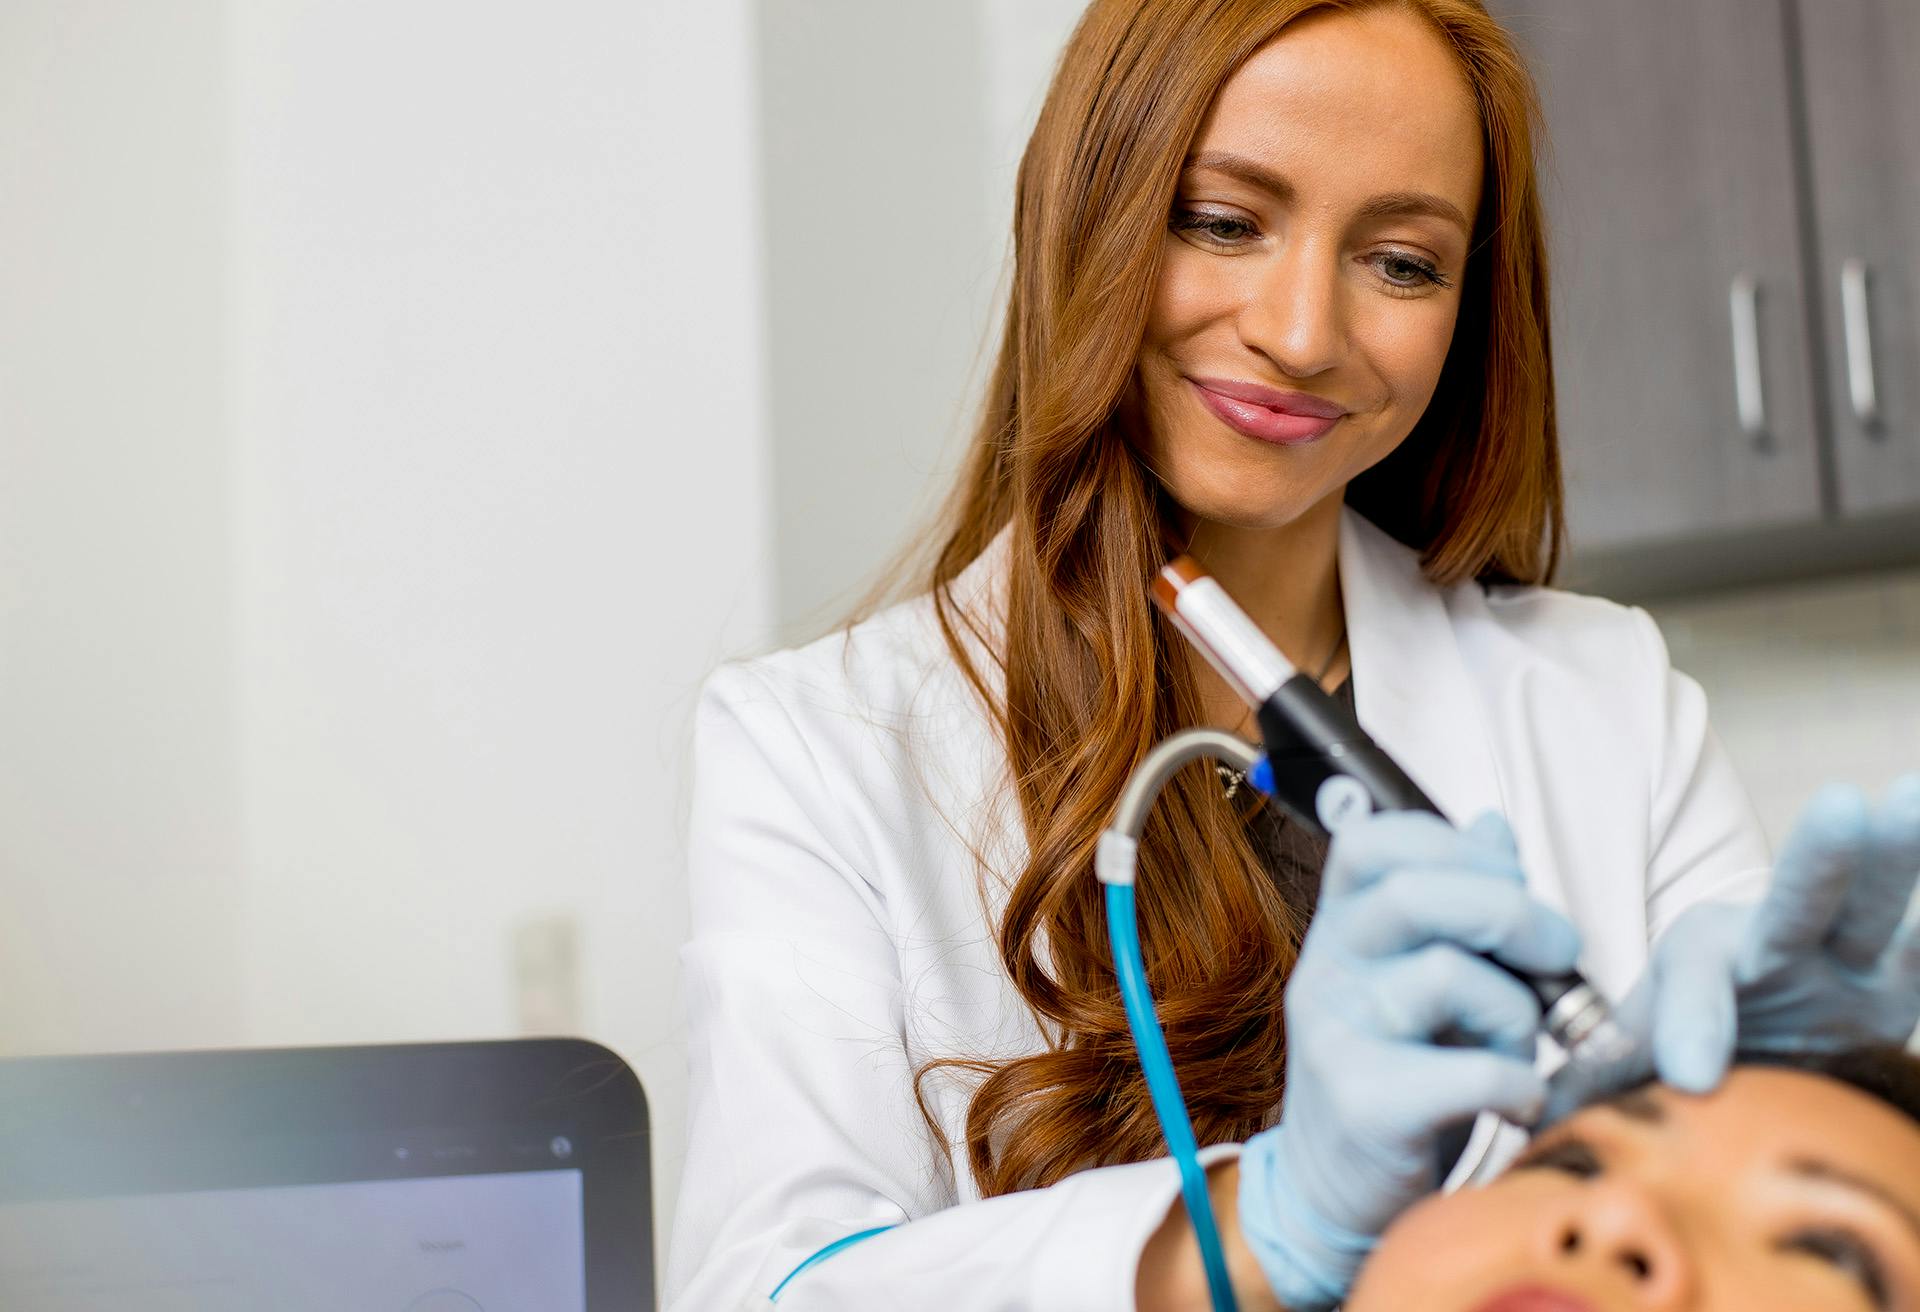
[1187,375,1346,445]
[1469,1285,1599,1312]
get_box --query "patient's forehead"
[1546,1065,1920,1205]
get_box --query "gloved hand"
[1638,774,1920,1092]
[1237,810,1581,1310]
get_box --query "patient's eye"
[1777,1228,1890,1310]
[1512,1136,1603,1179]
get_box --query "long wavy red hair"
[911,0,1563,1196]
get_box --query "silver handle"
[1729,275,1766,441]
[1840,258,1881,427]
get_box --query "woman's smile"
[1186,375,1347,446]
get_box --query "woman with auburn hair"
[667,1,1920,1309]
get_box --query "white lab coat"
[665,506,1770,1312]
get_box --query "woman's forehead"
[1191,8,1482,213]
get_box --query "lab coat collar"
[948,508,1511,830]
[1338,505,1509,831]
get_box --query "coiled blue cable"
[1107,881,1240,1312]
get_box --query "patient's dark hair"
[1740,1044,1920,1126]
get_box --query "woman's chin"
[1165,482,1342,536]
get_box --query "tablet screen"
[0,1169,585,1311]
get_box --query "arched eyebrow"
[1593,1087,1666,1125]
[1182,150,1474,237]
[1787,1156,1920,1246]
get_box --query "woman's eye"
[1372,250,1452,290]
[1169,207,1257,246]
[1511,1137,1604,1179]
[1778,1228,1891,1310]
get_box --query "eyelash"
[1167,206,1454,293]
[1779,1229,1891,1311]
[1515,1137,1891,1310]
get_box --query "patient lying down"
[1345,1047,1920,1312]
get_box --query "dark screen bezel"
[0,1038,652,1310]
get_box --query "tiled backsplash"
[1647,567,1920,852]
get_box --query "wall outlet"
[512,913,580,1036]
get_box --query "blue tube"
[1106,882,1240,1312]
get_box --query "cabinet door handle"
[1840,258,1881,428]
[1729,275,1767,442]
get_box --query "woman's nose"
[1237,242,1346,380]
[1535,1182,1694,1307]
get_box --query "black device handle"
[1256,672,1584,1014]
[1254,673,1440,834]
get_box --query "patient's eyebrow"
[1591,1087,1666,1125]
[1788,1157,1920,1245]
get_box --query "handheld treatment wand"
[1098,558,1639,1312]
[1149,556,1631,1061]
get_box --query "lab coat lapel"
[1337,506,1508,832]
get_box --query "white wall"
[754,0,1088,640]
[0,0,243,1054]
[230,0,773,1240]
[754,2,994,639]
[1,0,775,1257]
[1,0,1091,1257]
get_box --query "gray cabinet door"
[1794,0,1920,516]
[1488,0,1825,552]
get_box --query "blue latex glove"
[1237,810,1581,1310]
[1547,774,1920,1121]
[1645,774,1920,1090]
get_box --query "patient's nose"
[1535,1181,1693,1306]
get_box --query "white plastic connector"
[1095,829,1140,887]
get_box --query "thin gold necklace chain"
[1217,621,1347,799]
